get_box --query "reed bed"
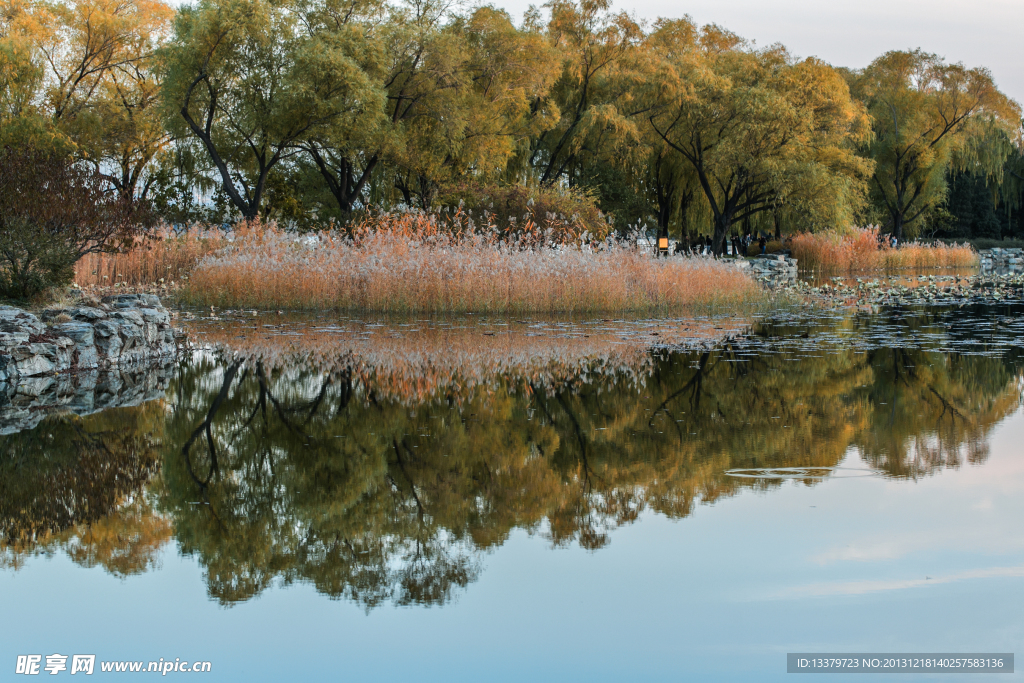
[75,226,228,288]
[181,213,761,314]
[790,227,978,273]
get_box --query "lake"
[2,304,1023,681]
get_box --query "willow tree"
[525,0,642,190]
[850,50,1020,241]
[364,2,559,210]
[160,0,384,219]
[643,23,872,254]
[0,0,175,183]
[64,0,173,204]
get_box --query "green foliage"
[849,50,1021,241]
[3,0,1023,241]
[0,215,77,299]
[159,0,385,219]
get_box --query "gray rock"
[52,322,95,346]
[1,298,181,384]
[0,307,45,336]
[94,325,124,361]
[14,354,55,377]
[137,307,170,325]
[0,332,30,347]
[112,309,145,327]
[70,306,108,321]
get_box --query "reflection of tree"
[854,348,1017,477]
[160,356,487,607]
[156,327,1021,608]
[3,313,1020,606]
[0,405,171,573]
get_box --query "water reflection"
[1,308,1022,609]
[0,404,171,573]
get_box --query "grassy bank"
[170,214,760,314]
[790,227,978,273]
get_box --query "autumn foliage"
[0,146,152,298]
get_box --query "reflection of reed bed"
[182,315,751,403]
[791,227,978,273]
[180,217,760,313]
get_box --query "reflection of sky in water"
[2,416,1022,681]
[2,308,1024,681]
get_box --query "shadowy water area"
[2,304,1023,681]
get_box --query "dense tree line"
[1,0,1022,250]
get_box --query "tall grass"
[75,226,228,288]
[790,227,978,273]
[181,212,761,314]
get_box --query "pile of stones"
[799,272,1024,308]
[0,293,177,385]
[747,254,799,286]
[979,248,1023,274]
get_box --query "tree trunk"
[712,214,731,256]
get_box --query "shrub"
[0,146,153,300]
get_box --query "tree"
[524,0,641,190]
[1,0,175,197]
[850,50,1020,241]
[0,0,62,147]
[644,22,872,254]
[160,0,384,219]
[350,1,560,211]
[73,37,173,203]
[0,144,150,298]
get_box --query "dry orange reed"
[182,212,761,314]
[75,226,228,288]
[790,226,978,273]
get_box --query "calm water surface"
[2,305,1023,681]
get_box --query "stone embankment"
[0,293,177,385]
[800,272,1024,308]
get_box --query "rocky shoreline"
[0,293,179,385]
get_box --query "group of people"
[730,233,771,256]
